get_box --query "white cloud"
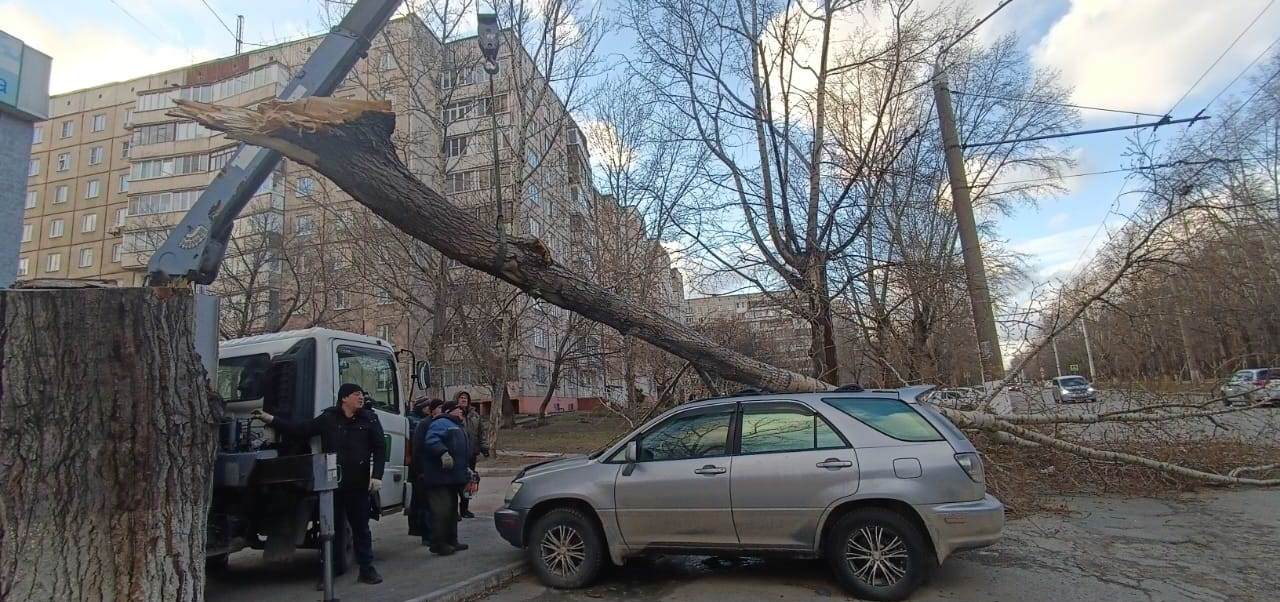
[1048,212,1070,229]
[1031,0,1280,115]
[1,4,219,94]
[1013,222,1105,281]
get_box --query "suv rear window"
[823,397,943,442]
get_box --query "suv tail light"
[955,452,985,484]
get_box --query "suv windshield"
[1230,370,1258,382]
[1058,377,1088,388]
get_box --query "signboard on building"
[0,30,51,121]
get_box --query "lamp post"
[477,12,504,271]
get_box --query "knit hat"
[337,383,364,401]
[441,400,461,414]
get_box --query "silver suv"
[494,386,1004,601]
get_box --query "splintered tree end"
[167,97,397,171]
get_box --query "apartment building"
[686,291,814,376]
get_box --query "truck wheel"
[527,507,605,589]
[826,508,929,602]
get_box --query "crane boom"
[147,0,403,285]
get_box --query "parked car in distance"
[1050,375,1097,403]
[927,388,981,410]
[1220,368,1280,406]
[494,386,1004,602]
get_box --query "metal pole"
[1080,308,1098,380]
[318,489,338,602]
[235,15,244,55]
[933,73,1006,382]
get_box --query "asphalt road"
[481,488,1280,602]
[1006,388,1280,442]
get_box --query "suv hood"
[517,454,591,480]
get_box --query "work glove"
[250,409,274,424]
[441,452,455,470]
[368,478,382,493]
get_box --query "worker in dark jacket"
[253,383,386,585]
[407,398,441,545]
[455,391,489,519]
[419,400,471,555]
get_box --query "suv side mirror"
[625,441,638,464]
[413,360,431,389]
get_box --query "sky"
[4,0,1277,318]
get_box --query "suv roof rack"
[731,388,772,396]
[834,383,865,392]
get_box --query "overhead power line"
[961,114,1211,149]
[948,89,1168,119]
[1199,31,1280,117]
[975,158,1247,191]
[107,0,169,44]
[941,0,1016,57]
[198,0,269,49]
[1166,0,1276,116]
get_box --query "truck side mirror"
[413,361,430,390]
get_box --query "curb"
[402,559,527,602]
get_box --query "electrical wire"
[1198,31,1280,113]
[947,89,1167,119]
[199,0,240,42]
[941,0,1017,57]
[1166,0,1276,115]
[106,0,170,45]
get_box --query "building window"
[121,140,130,158]
[376,324,391,340]
[56,153,71,172]
[115,207,127,227]
[119,174,129,193]
[91,114,106,132]
[375,287,392,305]
[89,146,104,165]
[209,147,235,171]
[129,153,210,180]
[85,179,101,199]
[124,109,133,125]
[17,257,29,276]
[82,213,98,233]
[534,364,549,384]
[32,127,43,144]
[60,120,74,138]
[295,214,315,235]
[128,189,201,216]
[49,219,65,238]
[25,190,37,209]
[79,247,95,268]
[55,185,68,203]
[296,176,316,197]
[526,217,541,237]
[440,67,477,89]
[533,327,547,348]
[21,223,33,243]
[28,159,39,176]
[334,289,348,309]
[380,53,395,70]
[112,242,123,263]
[46,253,61,272]
[445,135,469,158]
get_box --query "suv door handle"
[816,459,853,469]
[694,465,727,475]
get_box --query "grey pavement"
[479,488,1280,602]
[205,474,521,602]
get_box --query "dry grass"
[494,410,633,455]
[978,433,1280,518]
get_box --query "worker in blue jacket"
[419,399,472,555]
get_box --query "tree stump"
[0,287,219,602]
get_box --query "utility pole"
[933,74,1006,382]
[1051,333,1063,378]
[235,15,244,55]
[1080,307,1098,380]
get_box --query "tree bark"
[0,287,218,602]
[171,98,829,394]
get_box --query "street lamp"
[477,12,500,74]
[477,11,504,271]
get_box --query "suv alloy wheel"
[527,507,605,589]
[826,508,930,601]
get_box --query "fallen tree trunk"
[171,98,827,393]
[0,287,219,601]
[170,98,1277,488]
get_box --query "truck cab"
[209,327,418,569]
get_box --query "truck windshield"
[217,353,271,402]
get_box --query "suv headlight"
[954,452,985,484]
[504,480,524,505]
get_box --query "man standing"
[420,400,471,555]
[253,383,386,585]
[455,391,490,519]
[408,399,442,546]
